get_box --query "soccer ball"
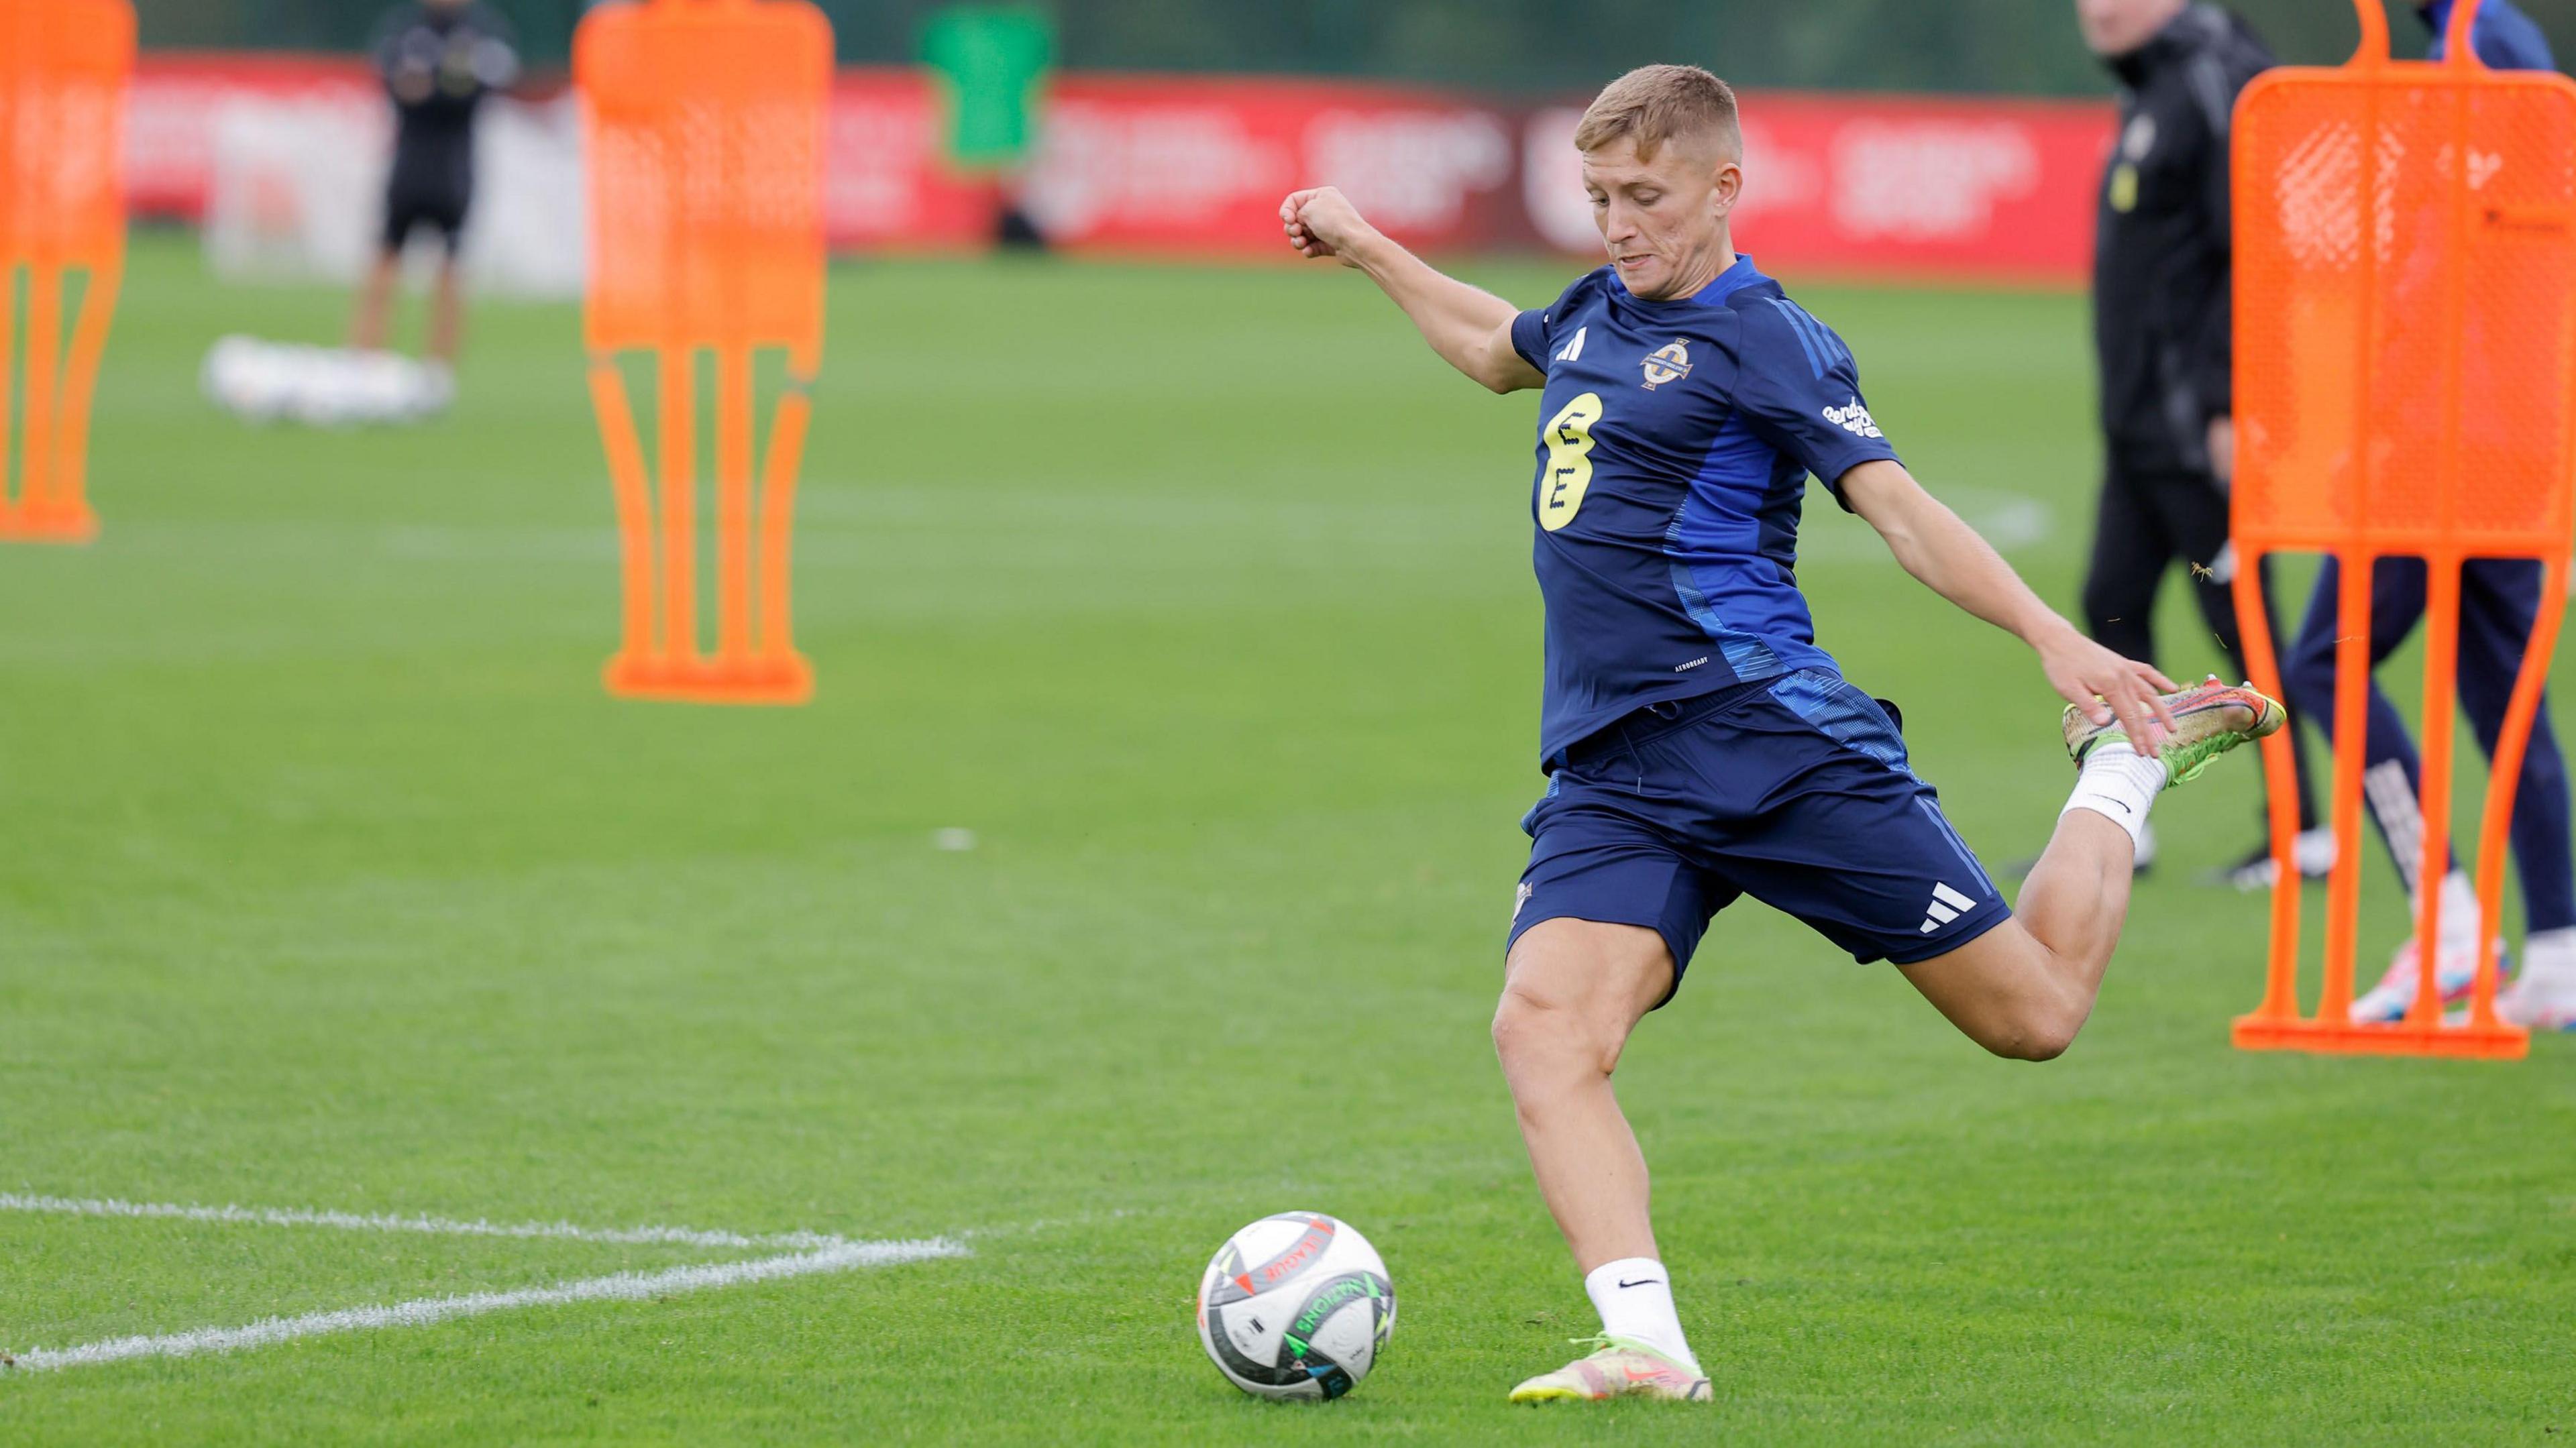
[201,335,292,423]
[201,338,445,428]
[1195,1212,1395,1400]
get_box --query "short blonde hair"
[1572,64,1742,162]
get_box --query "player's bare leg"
[1493,918,1711,1402]
[1904,810,2133,1058]
[1493,919,1668,1268]
[350,248,402,352]
[427,254,466,367]
[1906,677,2284,1058]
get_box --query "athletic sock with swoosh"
[1583,1257,1698,1372]
[2061,739,2167,852]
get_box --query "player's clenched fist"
[1280,187,1377,266]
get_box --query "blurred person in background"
[348,0,519,408]
[2072,0,2328,887]
[2279,0,2576,1031]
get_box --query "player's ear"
[1709,156,1743,221]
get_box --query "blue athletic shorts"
[1509,670,2010,1001]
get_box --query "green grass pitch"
[1,235,2570,1443]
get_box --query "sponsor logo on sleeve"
[1823,397,1883,439]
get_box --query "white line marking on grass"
[7,1238,966,1373]
[0,1192,971,1374]
[955,1207,1140,1241]
[0,1192,848,1251]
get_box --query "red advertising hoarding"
[823,68,996,252]
[1523,93,2112,286]
[125,54,2114,286]
[1023,73,1522,258]
[129,53,376,217]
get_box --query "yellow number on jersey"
[1538,392,1603,533]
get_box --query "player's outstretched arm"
[1281,187,1543,394]
[1839,459,2179,747]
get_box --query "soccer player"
[2074,0,2328,888]
[1281,64,2282,1404]
[2279,0,2576,1032]
[347,0,519,404]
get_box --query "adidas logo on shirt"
[1823,398,1883,439]
[1918,882,1978,934]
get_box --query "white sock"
[1583,1257,1697,1371]
[2060,740,2167,852]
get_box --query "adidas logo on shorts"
[1918,882,1977,934]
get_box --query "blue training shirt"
[2421,0,2554,70]
[1509,254,1901,769]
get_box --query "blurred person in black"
[349,0,519,402]
[2074,0,2327,887]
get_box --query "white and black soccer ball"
[1195,1212,1395,1400]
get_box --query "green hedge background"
[136,1,2571,97]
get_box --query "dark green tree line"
[138,1,2572,96]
